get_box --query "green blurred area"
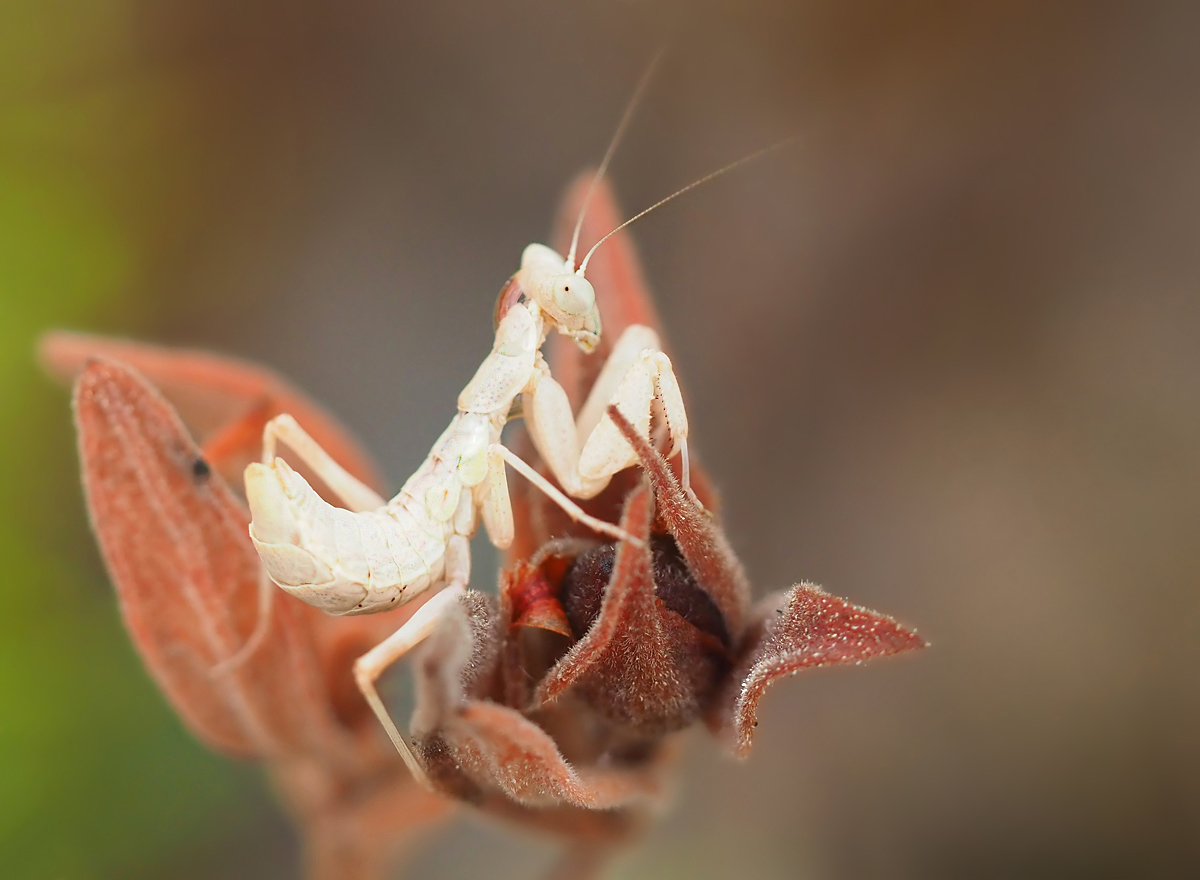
[0,4,263,877]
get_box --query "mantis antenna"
[578,136,800,276]
[565,49,665,271]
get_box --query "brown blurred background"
[4,1,1199,878]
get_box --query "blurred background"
[3,1,1199,877]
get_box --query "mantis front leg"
[525,324,692,501]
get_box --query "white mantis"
[244,237,690,784]
[239,67,787,784]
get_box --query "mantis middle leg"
[353,535,470,788]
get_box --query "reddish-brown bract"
[717,584,927,757]
[498,402,925,760]
[531,481,733,737]
[73,359,351,759]
[43,331,383,494]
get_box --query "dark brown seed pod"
[533,484,732,737]
[561,536,729,648]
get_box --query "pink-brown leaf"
[73,358,356,761]
[43,330,383,494]
[410,594,659,810]
[441,701,660,810]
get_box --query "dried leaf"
[716,584,927,757]
[439,702,661,810]
[73,358,358,763]
[47,331,420,736]
[43,330,382,493]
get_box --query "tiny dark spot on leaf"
[191,457,211,482]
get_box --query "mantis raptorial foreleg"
[573,325,665,443]
[213,415,388,676]
[525,324,692,502]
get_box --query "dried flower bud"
[532,482,731,737]
[561,535,730,647]
[411,591,664,810]
[511,405,926,757]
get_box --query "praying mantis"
[240,60,790,785]
[245,246,690,785]
[244,81,673,785]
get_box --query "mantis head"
[518,243,601,353]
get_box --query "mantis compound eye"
[551,274,595,318]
